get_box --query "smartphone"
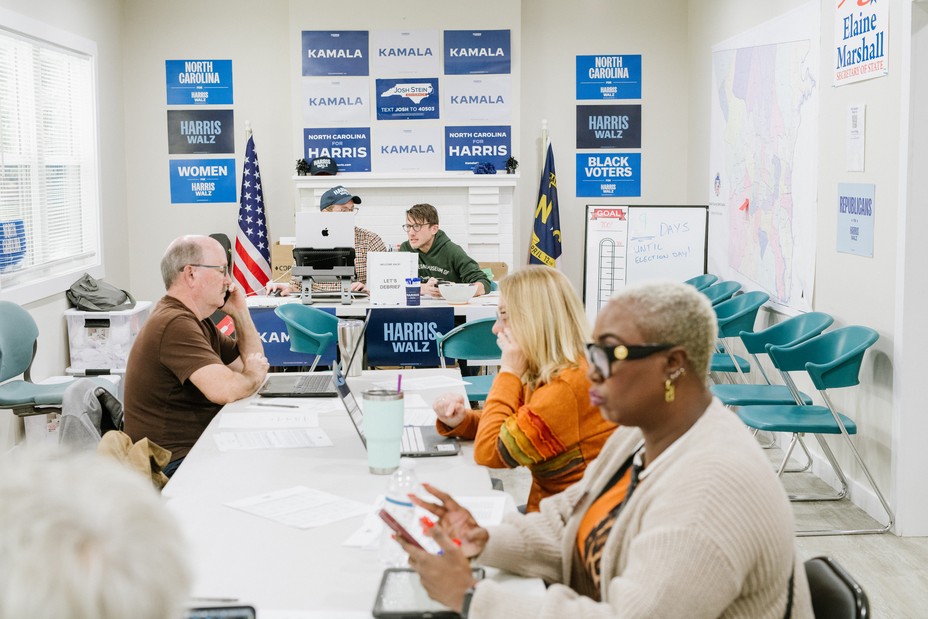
[185,606,256,619]
[378,508,424,550]
[222,288,231,307]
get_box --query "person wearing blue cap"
[268,185,387,295]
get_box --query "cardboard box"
[271,241,295,284]
[478,262,509,282]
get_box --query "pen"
[188,596,240,603]
[254,402,299,409]
[397,374,403,393]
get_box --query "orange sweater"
[437,363,617,512]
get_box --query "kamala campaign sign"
[302,31,369,76]
[576,105,641,149]
[303,128,371,173]
[443,75,511,124]
[301,77,370,124]
[576,153,641,198]
[444,126,511,171]
[165,60,232,105]
[169,159,236,204]
[371,30,439,76]
[167,110,234,155]
[372,126,442,173]
[366,307,454,367]
[576,55,642,100]
[444,30,511,75]
[375,78,440,120]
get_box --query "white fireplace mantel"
[292,172,520,272]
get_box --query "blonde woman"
[434,266,616,512]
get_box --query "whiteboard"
[583,205,707,323]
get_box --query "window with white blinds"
[0,15,100,300]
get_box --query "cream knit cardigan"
[471,399,814,619]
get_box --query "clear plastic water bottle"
[380,458,421,566]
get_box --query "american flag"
[233,134,271,295]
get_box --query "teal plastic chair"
[0,301,77,416]
[700,280,742,306]
[274,303,339,372]
[683,273,718,291]
[709,291,769,379]
[736,326,894,535]
[436,317,501,401]
[712,312,834,406]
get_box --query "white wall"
[0,0,127,450]
[687,0,921,531]
[520,0,690,288]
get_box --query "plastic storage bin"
[65,301,152,371]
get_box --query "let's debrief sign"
[444,126,510,171]
[303,128,372,173]
[576,55,641,100]
[443,30,511,75]
[375,78,440,120]
[169,159,236,204]
[302,31,370,76]
[576,153,641,198]
[167,110,234,155]
[165,59,233,105]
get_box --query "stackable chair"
[735,326,894,535]
[712,311,834,468]
[436,317,501,402]
[805,556,870,618]
[274,303,339,372]
[709,291,770,382]
[0,301,77,417]
[683,273,718,291]
[700,280,742,306]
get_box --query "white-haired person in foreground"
[397,281,813,618]
[0,450,192,619]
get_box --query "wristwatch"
[460,585,477,618]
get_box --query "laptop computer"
[333,365,460,458]
[296,211,355,249]
[257,309,371,398]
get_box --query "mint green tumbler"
[361,389,404,474]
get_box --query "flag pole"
[541,118,548,157]
[244,119,252,140]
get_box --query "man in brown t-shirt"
[124,235,269,477]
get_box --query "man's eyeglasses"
[402,223,432,233]
[584,342,674,378]
[187,264,229,277]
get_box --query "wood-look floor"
[491,446,928,617]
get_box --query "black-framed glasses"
[402,223,432,232]
[584,342,674,378]
[187,263,229,277]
